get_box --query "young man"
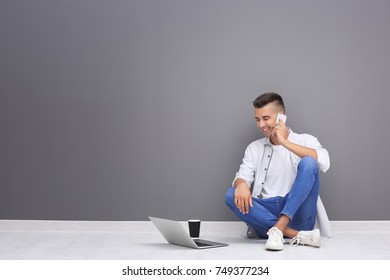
[225,93,330,251]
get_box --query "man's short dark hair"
[253,92,285,112]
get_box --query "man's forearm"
[281,140,318,160]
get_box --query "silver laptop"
[149,216,228,249]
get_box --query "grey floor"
[0,220,389,260]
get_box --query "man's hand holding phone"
[272,113,289,145]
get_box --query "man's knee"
[224,187,235,206]
[298,156,318,172]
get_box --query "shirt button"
[262,182,264,185]
[257,195,260,198]
[264,168,267,170]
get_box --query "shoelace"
[290,235,301,247]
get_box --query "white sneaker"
[265,227,285,251]
[290,229,321,248]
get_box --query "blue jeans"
[225,156,320,238]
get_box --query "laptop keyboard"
[194,240,211,247]
[194,240,212,247]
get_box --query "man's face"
[254,103,282,137]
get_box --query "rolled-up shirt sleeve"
[304,134,330,173]
[232,144,256,187]
[316,147,330,173]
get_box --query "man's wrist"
[280,138,289,146]
[234,179,249,189]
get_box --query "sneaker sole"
[265,244,284,251]
[265,247,284,251]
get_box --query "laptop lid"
[149,216,228,249]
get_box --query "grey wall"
[1,0,390,221]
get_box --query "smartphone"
[276,112,287,124]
